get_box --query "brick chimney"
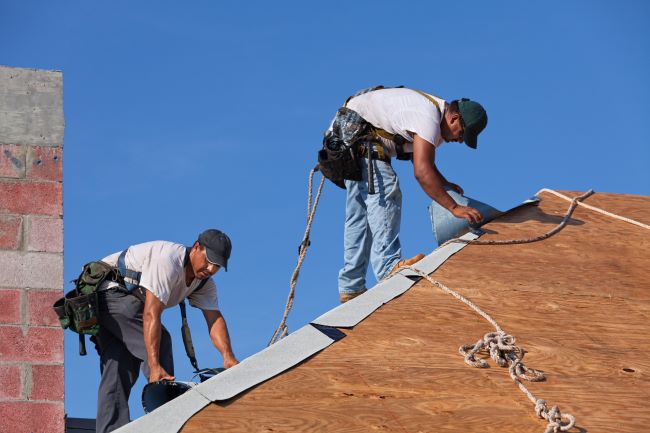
[0,66,64,433]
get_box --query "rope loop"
[399,265,574,432]
[536,399,576,433]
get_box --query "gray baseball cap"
[197,229,232,271]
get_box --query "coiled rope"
[268,168,325,345]
[397,265,576,433]
[394,188,650,432]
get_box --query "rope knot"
[536,399,576,433]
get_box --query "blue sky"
[3,0,649,421]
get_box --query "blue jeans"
[338,158,402,294]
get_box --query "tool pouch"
[318,107,373,189]
[52,260,118,355]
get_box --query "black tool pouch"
[318,107,373,189]
[393,134,413,161]
[52,260,118,355]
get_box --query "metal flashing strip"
[195,323,337,402]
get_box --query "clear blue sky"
[3,0,649,421]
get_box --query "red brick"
[0,181,61,216]
[0,215,22,250]
[26,216,62,253]
[29,364,63,401]
[28,290,62,326]
[0,326,63,363]
[0,401,64,433]
[0,144,26,179]
[0,365,22,400]
[26,146,62,182]
[0,290,21,324]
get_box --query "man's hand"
[446,182,464,195]
[451,204,483,224]
[148,364,175,383]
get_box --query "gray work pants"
[94,288,174,433]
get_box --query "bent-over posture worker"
[328,87,488,303]
[93,229,239,433]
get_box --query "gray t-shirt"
[100,240,219,310]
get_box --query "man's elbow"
[413,165,431,185]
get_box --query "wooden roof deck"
[182,191,650,433]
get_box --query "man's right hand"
[450,205,483,224]
[148,364,175,383]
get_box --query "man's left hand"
[446,182,464,195]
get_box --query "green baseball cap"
[458,98,488,149]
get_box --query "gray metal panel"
[195,323,336,402]
[113,387,210,433]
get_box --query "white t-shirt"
[100,241,219,311]
[345,87,446,156]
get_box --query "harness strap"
[344,87,443,158]
[179,300,200,372]
[371,89,443,146]
[179,247,209,372]
[117,249,142,291]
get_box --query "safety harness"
[53,247,208,374]
[318,86,443,193]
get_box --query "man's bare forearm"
[143,304,163,368]
[211,315,236,361]
[204,309,239,368]
[415,165,458,211]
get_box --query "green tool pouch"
[52,260,119,356]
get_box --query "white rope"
[537,188,650,230]
[398,265,576,433]
[268,168,325,346]
[441,189,595,248]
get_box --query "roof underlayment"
[116,190,650,432]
